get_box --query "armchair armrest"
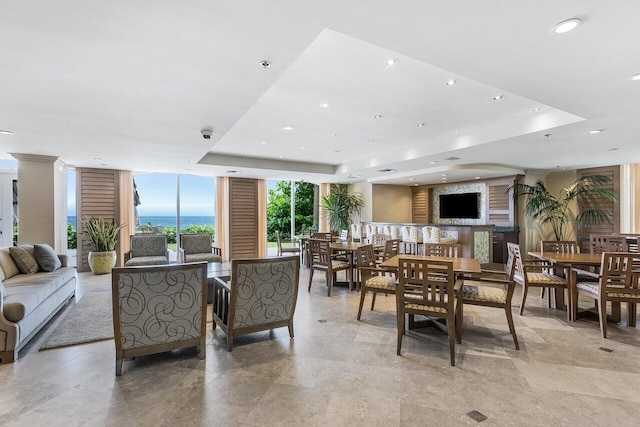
[212,246,222,256]
[571,267,600,279]
[178,247,185,263]
[58,254,68,267]
[124,251,132,263]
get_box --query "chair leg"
[227,332,234,351]
[288,322,294,338]
[456,301,463,344]
[371,292,377,311]
[397,307,405,355]
[448,318,456,366]
[357,288,366,320]
[327,271,332,297]
[308,268,314,292]
[115,357,123,376]
[519,284,528,315]
[505,305,520,350]
[598,298,607,339]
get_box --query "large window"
[266,180,318,242]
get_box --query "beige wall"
[372,184,412,223]
[349,181,372,222]
[11,154,67,251]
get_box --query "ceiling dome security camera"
[201,128,213,139]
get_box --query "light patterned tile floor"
[1,267,639,426]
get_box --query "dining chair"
[355,244,396,320]
[396,257,458,366]
[457,248,520,349]
[275,231,301,257]
[539,240,578,298]
[508,242,567,315]
[179,233,222,263]
[379,239,401,264]
[307,238,351,296]
[311,232,333,240]
[384,225,400,239]
[423,243,461,258]
[590,235,628,254]
[350,223,363,242]
[572,252,640,338]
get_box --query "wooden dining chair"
[572,252,640,337]
[275,231,301,257]
[355,244,396,320]
[457,248,520,350]
[396,258,458,366]
[312,232,333,241]
[508,242,567,315]
[307,238,351,296]
[423,243,462,258]
[378,239,401,264]
[590,235,628,254]
[539,240,578,298]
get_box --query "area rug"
[40,291,114,350]
[40,292,214,351]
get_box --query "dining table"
[528,251,603,321]
[329,241,383,291]
[378,254,482,331]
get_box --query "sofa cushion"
[2,268,76,322]
[0,247,20,280]
[34,244,62,272]
[9,245,39,274]
[124,256,168,266]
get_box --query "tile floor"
[1,267,639,426]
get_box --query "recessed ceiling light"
[413,183,419,186]
[453,130,459,134]
[630,74,640,81]
[279,155,283,159]
[430,161,437,164]
[446,79,457,86]
[475,176,481,180]
[417,123,426,127]
[330,134,336,137]
[283,126,293,131]
[373,115,383,119]
[386,59,398,66]
[552,18,582,34]
[319,103,330,108]
[0,130,14,135]
[261,141,267,145]
[589,129,604,134]
[409,178,415,181]
[93,157,102,161]
[300,146,305,150]
[532,108,541,112]
[493,95,505,100]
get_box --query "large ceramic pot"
[88,251,117,275]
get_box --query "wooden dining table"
[528,251,603,321]
[329,241,383,291]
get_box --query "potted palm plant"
[321,185,364,233]
[82,217,126,274]
[509,174,617,241]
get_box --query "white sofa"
[0,246,77,363]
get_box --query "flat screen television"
[439,193,480,219]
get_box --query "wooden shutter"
[577,166,620,249]
[76,168,121,272]
[487,177,518,227]
[228,178,259,258]
[411,186,429,223]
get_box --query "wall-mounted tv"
[439,193,480,219]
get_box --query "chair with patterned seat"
[307,238,352,296]
[457,247,520,349]
[509,242,567,315]
[355,244,396,320]
[179,233,222,263]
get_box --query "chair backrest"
[382,239,401,261]
[111,262,207,358]
[541,240,579,254]
[275,230,284,249]
[365,224,378,238]
[311,232,333,240]
[422,226,442,243]
[308,238,330,268]
[130,234,167,257]
[384,225,399,239]
[230,256,300,329]
[507,242,526,279]
[398,257,454,312]
[401,226,418,242]
[355,244,378,281]
[590,235,628,254]
[423,243,461,258]
[350,223,362,238]
[370,233,388,245]
[180,233,212,255]
[597,252,640,298]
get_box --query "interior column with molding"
[318,183,331,232]
[10,154,67,251]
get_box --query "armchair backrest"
[130,234,168,257]
[230,256,300,329]
[541,240,578,253]
[308,238,331,268]
[180,233,213,255]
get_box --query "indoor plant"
[509,174,617,241]
[82,216,126,274]
[321,185,364,232]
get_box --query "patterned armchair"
[212,256,300,351]
[111,262,208,375]
[124,234,169,266]
[179,233,222,263]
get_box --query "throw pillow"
[34,243,62,272]
[9,245,39,274]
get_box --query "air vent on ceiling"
[225,170,241,174]
[444,157,461,161]
[377,168,397,173]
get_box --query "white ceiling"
[1,1,639,185]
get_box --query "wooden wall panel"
[228,178,259,258]
[577,166,620,251]
[76,168,120,272]
[486,177,519,227]
[411,186,429,223]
